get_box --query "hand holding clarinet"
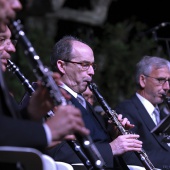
[9,20,106,170]
[89,82,157,170]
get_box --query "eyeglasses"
[63,60,97,71]
[144,74,170,85]
[0,38,17,47]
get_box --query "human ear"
[57,60,65,74]
[139,75,146,88]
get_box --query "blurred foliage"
[5,18,167,105]
[92,20,166,107]
[75,18,167,107]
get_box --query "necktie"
[77,94,86,108]
[153,107,160,125]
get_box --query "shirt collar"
[136,92,155,115]
[60,83,78,98]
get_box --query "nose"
[87,65,95,76]
[11,0,23,11]
[163,80,170,91]
[4,42,16,53]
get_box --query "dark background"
[7,0,170,106]
[56,0,170,57]
[108,0,170,58]
[108,0,169,26]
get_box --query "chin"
[1,65,6,72]
[156,98,163,105]
[80,87,86,93]
[160,98,164,103]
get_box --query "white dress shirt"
[136,93,160,125]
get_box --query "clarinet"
[7,59,92,168]
[89,82,157,170]
[7,59,34,94]
[10,19,105,170]
[7,59,55,117]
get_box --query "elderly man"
[47,35,143,169]
[115,56,170,170]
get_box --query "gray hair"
[135,56,170,88]
[50,35,85,72]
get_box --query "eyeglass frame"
[0,38,17,47]
[144,74,170,85]
[62,60,97,71]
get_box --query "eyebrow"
[80,60,95,63]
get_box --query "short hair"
[50,35,85,72]
[135,56,170,88]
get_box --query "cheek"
[146,79,155,87]
[146,82,160,94]
[66,71,79,84]
[145,81,156,92]
[71,69,84,81]
[0,49,4,54]
[1,64,6,72]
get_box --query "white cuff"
[43,123,52,145]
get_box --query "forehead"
[150,66,170,77]
[71,41,94,62]
[0,26,11,39]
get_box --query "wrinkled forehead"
[0,25,11,38]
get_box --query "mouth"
[83,81,90,87]
[159,93,167,100]
[6,13,16,24]
[1,57,9,62]
[85,79,92,83]
[161,91,167,95]
[1,58,10,67]
[1,59,7,64]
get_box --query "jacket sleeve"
[115,100,170,169]
[0,114,48,151]
[46,140,114,169]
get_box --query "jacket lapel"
[70,95,107,132]
[86,102,107,131]
[131,95,170,150]
[131,95,156,130]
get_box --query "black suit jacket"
[115,94,170,169]
[47,94,129,170]
[0,69,47,151]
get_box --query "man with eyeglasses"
[47,35,143,169]
[115,56,170,169]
